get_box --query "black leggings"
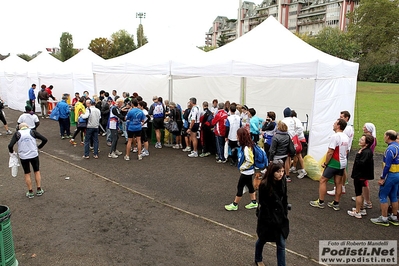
[72,127,86,142]
[0,110,7,125]
[236,173,255,197]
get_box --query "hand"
[378,178,385,186]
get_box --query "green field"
[353,82,399,154]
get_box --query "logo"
[319,240,397,265]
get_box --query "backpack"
[253,144,268,169]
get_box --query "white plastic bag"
[224,141,229,160]
[9,152,20,177]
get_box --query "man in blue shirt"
[125,99,145,161]
[28,84,36,113]
[57,95,71,139]
[370,130,399,226]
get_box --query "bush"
[361,64,399,83]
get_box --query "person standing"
[148,96,165,149]
[37,85,49,118]
[347,134,374,219]
[327,111,354,196]
[261,111,276,159]
[8,123,48,198]
[225,104,242,165]
[310,118,349,211]
[70,97,87,146]
[248,108,264,143]
[124,99,145,161]
[57,95,71,139]
[211,102,228,163]
[17,105,40,130]
[186,97,201,158]
[28,84,36,113]
[0,96,12,135]
[255,161,289,266]
[81,99,101,159]
[224,127,258,211]
[370,130,399,226]
[107,98,125,158]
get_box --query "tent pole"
[168,75,173,102]
[240,77,246,105]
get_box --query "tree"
[136,24,148,48]
[198,46,217,52]
[108,30,136,58]
[59,32,74,61]
[348,0,399,58]
[89,37,112,59]
[217,34,228,47]
[307,27,359,61]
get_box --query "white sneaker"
[347,210,362,219]
[114,150,123,156]
[351,208,367,216]
[327,186,346,196]
[172,144,180,149]
[289,166,297,173]
[108,152,118,159]
[142,150,149,156]
[182,147,191,152]
[124,155,130,161]
[138,154,143,160]
[297,169,307,179]
[6,130,12,135]
[132,147,138,153]
[179,144,183,149]
[188,151,198,158]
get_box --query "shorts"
[127,130,142,139]
[141,127,148,142]
[20,156,40,174]
[378,172,399,204]
[191,123,200,133]
[353,179,367,196]
[322,166,344,179]
[152,118,164,130]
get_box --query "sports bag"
[253,144,268,169]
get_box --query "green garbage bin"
[0,205,18,266]
[70,110,76,127]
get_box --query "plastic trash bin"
[0,205,18,266]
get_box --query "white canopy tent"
[92,41,209,102]
[0,54,30,111]
[63,49,105,96]
[171,16,359,161]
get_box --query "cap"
[283,107,291,118]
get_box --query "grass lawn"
[354,81,399,154]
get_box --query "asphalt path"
[0,108,397,266]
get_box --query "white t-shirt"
[17,113,39,129]
[189,105,200,123]
[327,132,349,169]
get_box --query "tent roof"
[172,16,358,79]
[93,42,206,75]
[63,49,104,74]
[0,54,28,72]
[28,51,65,74]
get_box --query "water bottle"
[11,165,18,177]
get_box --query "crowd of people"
[2,86,399,266]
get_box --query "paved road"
[0,108,396,266]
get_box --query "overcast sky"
[0,0,244,55]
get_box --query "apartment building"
[205,0,358,47]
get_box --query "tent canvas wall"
[171,16,359,162]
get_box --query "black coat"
[351,147,374,180]
[256,178,289,242]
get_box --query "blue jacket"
[29,87,36,100]
[57,100,70,119]
[382,142,399,178]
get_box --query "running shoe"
[388,215,399,226]
[370,216,389,227]
[108,152,118,159]
[69,139,77,145]
[36,189,44,196]
[309,199,325,209]
[26,191,34,199]
[114,150,123,156]
[289,166,297,173]
[124,155,130,161]
[327,201,340,211]
[6,130,12,135]
[188,151,198,158]
[245,202,258,209]
[182,147,191,152]
[351,208,367,216]
[224,203,238,211]
[138,154,143,160]
[347,210,362,219]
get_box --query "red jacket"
[211,110,228,137]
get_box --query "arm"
[224,119,230,138]
[31,130,48,149]
[323,148,335,167]
[8,133,20,153]
[269,137,277,161]
[382,146,397,178]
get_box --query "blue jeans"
[84,127,99,156]
[215,135,226,160]
[255,234,286,266]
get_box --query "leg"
[136,136,142,157]
[110,129,118,153]
[93,129,99,155]
[334,175,343,203]
[84,128,92,156]
[254,238,266,263]
[126,138,132,157]
[25,173,32,191]
[155,129,161,143]
[363,185,372,205]
[191,132,198,153]
[34,171,42,188]
[318,176,328,201]
[276,234,286,266]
